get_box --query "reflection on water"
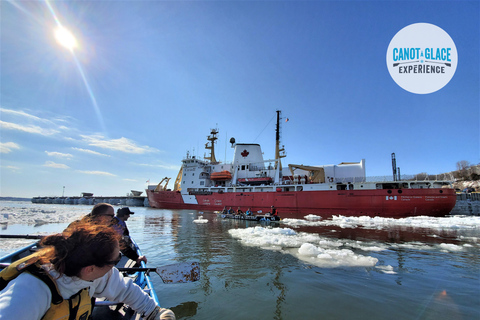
[0,203,479,320]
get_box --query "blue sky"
[1,0,478,198]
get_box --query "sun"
[54,26,77,50]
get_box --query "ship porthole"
[398,190,403,194]
[439,190,443,193]
[387,190,392,194]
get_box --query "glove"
[146,306,176,320]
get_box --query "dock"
[31,191,148,207]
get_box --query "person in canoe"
[0,222,175,320]
[70,203,147,265]
[111,207,148,265]
[268,206,280,220]
[245,208,252,216]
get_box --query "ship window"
[241,165,246,170]
[200,181,204,186]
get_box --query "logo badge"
[386,23,457,94]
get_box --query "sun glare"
[54,27,77,50]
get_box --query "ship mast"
[205,128,218,163]
[274,110,286,169]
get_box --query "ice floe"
[193,216,208,223]
[282,215,480,231]
[0,205,88,225]
[228,226,382,268]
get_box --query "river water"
[0,201,479,320]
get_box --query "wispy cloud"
[45,151,73,159]
[72,147,110,157]
[77,170,116,176]
[0,142,21,153]
[0,120,60,136]
[80,134,159,154]
[0,108,49,123]
[44,161,70,169]
[1,165,20,171]
[138,163,180,171]
[123,178,137,182]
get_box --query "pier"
[31,191,149,207]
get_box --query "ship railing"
[278,174,455,185]
[365,173,454,182]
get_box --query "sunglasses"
[105,252,122,266]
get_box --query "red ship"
[146,111,456,219]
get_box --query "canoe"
[0,237,158,320]
[217,213,281,222]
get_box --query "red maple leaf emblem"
[241,150,249,157]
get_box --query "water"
[1,201,479,319]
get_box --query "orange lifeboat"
[210,170,232,181]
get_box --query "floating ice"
[439,243,463,252]
[282,215,480,231]
[376,265,397,274]
[228,226,380,268]
[193,216,208,223]
[0,205,88,225]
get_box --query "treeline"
[454,160,480,181]
[410,160,479,181]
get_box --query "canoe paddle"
[0,234,45,239]
[118,261,200,284]
[0,261,200,284]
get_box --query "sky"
[1,0,479,198]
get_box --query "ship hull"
[146,188,456,218]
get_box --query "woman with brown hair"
[0,222,174,320]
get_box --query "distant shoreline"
[0,197,31,202]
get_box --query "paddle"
[0,261,200,284]
[118,261,200,284]
[0,234,45,239]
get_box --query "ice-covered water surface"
[0,201,89,225]
[283,214,480,231]
[228,214,479,271]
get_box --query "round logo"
[386,23,457,94]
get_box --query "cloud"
[72,147,110,157]
[2,165,20,171]
[138,163,180,171]
[80,134,159,154]
[0,108,48,123]
[0,142,21,153]
[45,151,73,159]
[44,161,70,169]
[77,170,116,177]
[123,178,137,182]
[0,120,59,136]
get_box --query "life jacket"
[0,253,93,320]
